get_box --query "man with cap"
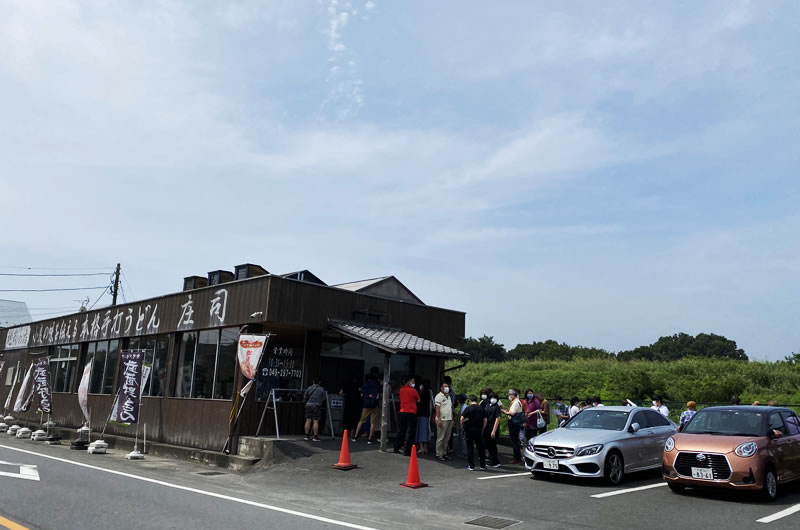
[680,401,697,430]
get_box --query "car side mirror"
[559,420,566,428]
[629,422,640,433]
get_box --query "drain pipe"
[440,360,468,379]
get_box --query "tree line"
[462,332,752,363]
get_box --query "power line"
[0,272,110,277]
[88,287,109,310]
[0,266,112,271]
[121,270,137,301]
[0,286,109,292]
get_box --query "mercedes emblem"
[547,447,556,458]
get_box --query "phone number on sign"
[261,368,303,378]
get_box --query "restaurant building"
[0,265,466,452]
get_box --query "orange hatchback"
[662,406,800,500]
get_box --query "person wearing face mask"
[501,389,525,464]
[479,388,492,407]
[483,392,502,467]
[434,381,454,461]
[524,388,541,441]
[393,376,419,456]
[553,395,569,427]
[651,395,669,417]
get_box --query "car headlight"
[575,444,604,457]
[664,437,675,452]
[526,439,536,452]
[734,441,757,458]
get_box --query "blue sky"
[1,1,798,360]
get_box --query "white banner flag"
[237,334,268,381]
[78,359,93,423]
[13,366,34,413]
[3,362,19,412]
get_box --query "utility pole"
[112,263,121,306]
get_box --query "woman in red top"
[393,375,420,456]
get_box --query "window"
[214,329,237,400]
[51,346,66,391]
[174,332,197,398]
[781,413,800,436]
[4,366,14,385]
[89,342,104,394]
[150,335,169,397]
[103,340,119,394]
[51,344,77,393]
[631,411,648,428]
[173,328,239,400]
[769,413,786,436]
[256,335,305,401]
[192,330,218,399]
[64,344,78,392]
[644,410,671,427]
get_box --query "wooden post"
[379,351,392,452]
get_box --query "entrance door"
[320,357,365,434]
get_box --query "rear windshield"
[565,409,629,431]
[683,409,765,436]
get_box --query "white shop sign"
[4,326,30,350]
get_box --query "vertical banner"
[78,359,93,423]
[13,366,35,413]
[111,351,144,424]
[237,334,268,395]
[31,357,52,414]
[3,362,18,412]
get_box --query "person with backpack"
[351,373,382,444]
[303,377,327,442]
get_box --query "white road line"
[757,504,800,524]
[476,472,531,480]
[591,482,667,498]
[0,460,40,481]
[0,444,377,530]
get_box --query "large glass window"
[150,335,169,397]
[214,329,237,400]
[192,330,218,399]
[103,340,119,394]
[51,344,77,393]
[89,342,104,394]
[174,332,196,398]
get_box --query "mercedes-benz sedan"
[662,406,800,500]
[524,406,677,484]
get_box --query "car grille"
[533,445,575,459]
[674,452,732,480]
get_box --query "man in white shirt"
[651,395,669,417]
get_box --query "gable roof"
[331,276,424,305]
[0,299,32,328]
[329,320,467,359]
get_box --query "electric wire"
[0,286,109,292]
[0,266,112,270]
[0,272,110,277]
[121,269,137,301]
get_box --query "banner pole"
[272,390,280,441]
[101,386,122,439]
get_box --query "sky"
[0,0,798,360]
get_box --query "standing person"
[568,397,581,418]
[343,376,361,434]
[461,395,488,470]
[523,389,541,441]
[393,376,419,455]
[352,373,382,444]
[483,392,502,467]
[433,381,454,461]
[553,396,569,427]
[501,389,525,464]
[536,392,550,434]
[651,395,669,417]
[679,401,697,430]
[416,379,433,454]
[730,395,741,406]
[303,377,326,442]
[479,387,493,407]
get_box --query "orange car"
[662,406,800,500]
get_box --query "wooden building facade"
[0,271,466,452]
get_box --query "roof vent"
[183,276,209,291]
[207,270,234,286]
[234,263,269,281]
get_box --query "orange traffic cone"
[332,429,357,470]
[400,445,427,488]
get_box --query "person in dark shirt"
[352,374,382,444]
[483,392,502,467]
[460,395,488,470]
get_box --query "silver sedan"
[524,406,677,485]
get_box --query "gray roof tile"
[329,320,467,358]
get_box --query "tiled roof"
[329,320,467,358]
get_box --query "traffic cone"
[332,429,357,470]
[400,445,428,489]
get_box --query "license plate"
[691,467,713,480]
[543,459,559,470]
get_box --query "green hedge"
[448,357,800,431]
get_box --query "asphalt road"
[1,436,799,530]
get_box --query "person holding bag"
[501,389,525,464]
[536,392,550,435]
